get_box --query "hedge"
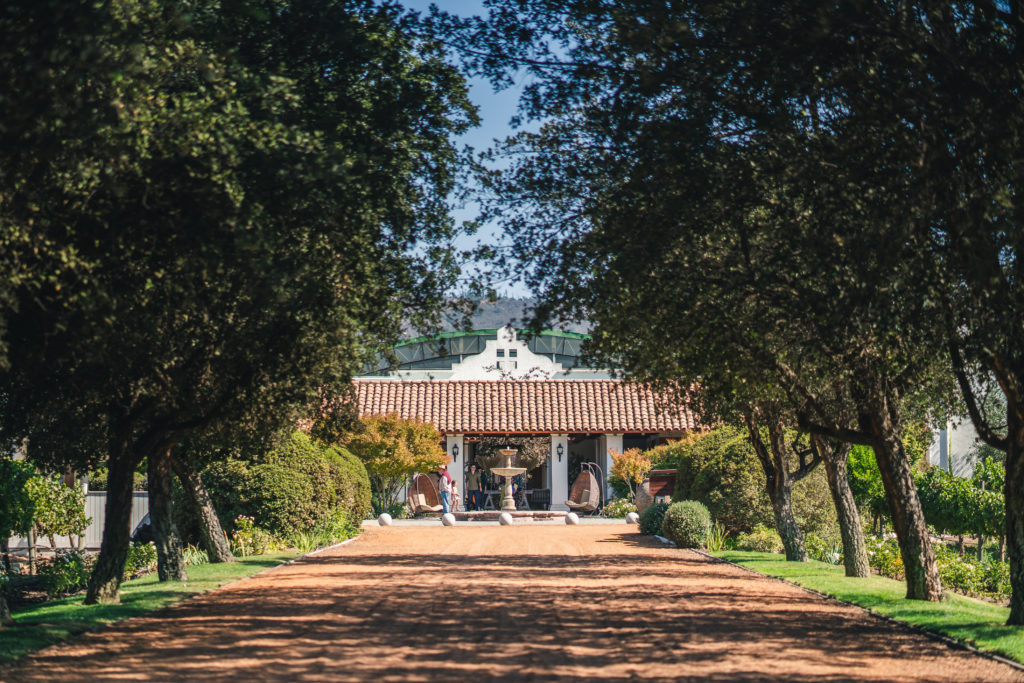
[178,431,371,540]
[322,445,372,523]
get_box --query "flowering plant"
[231,515,279,557]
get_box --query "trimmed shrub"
[661,500,711,548]
[186,431,372,540]
[663,428,773,533]
[259,432,337,520]
[323,445,372,522]
[736,525,784,553]
[604,497,637,518]
[639,502,669,535]
[202,459,319,537]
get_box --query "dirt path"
[4,525,1022,682]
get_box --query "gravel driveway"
[4,524,1022,682]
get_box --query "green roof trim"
[393,328,590,348]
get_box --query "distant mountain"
[434,298,590,335]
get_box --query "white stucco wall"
[445,326,564,380]
[928,420,988,479]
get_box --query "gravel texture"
[4,524,1022,682]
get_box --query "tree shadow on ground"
[5,529,1019,683]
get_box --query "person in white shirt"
[437,465,452,514]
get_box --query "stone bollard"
[377,513,393,526]
[499,512,514,526]
[441,513,456,526]
[565,512,580,525]
[625,511,640,525]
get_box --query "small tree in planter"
[610,448,653,501]
[342,414,446,514]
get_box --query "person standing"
[466,463,483,511]
[438,465,452,514]
[451,479,461,512]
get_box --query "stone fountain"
[489,448,527,511]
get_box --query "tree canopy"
[0,0,475,603]
[444,0,978,597]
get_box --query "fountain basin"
[490,467,527,477]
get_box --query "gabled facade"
[357,325,697,510]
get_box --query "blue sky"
[401,0,534,298]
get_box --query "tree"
[0,0,474,603]
[0,458,34,627]
[743,411,821,562]
[170,451,236,564]
[24,475,89,552]
[341,414,447,514]
[475,436,549,474]
[609,448,653,502]
[447,0,960,592]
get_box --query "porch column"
[550,433,569,511]
[603,433,623,501]
[445,434,465,509]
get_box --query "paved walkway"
[5,525,1023,681]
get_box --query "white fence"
[7,491,149,552]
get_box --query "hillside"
[441,299,589,334]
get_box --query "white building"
[357,326,698,509]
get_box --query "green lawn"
[0,552,299,664]
[716,551,1023,664]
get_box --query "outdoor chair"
[565,469,600,514]
[408,473,443,515]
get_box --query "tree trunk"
[769,481,806,561]
[27,527,36,576]
[0,594,11,627]
[745,414,808,562]
[958,535,965,555]
[1004,408,1024,624]
[0,538,9,628]
[1000,535,1006,562]
[149,446,187,582]
[170,454,235,563]
[977,533,986,562]
[815,437,870,577]
[84,447,139,605]
[862,395,941,601]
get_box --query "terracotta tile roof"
[354,380,698,434]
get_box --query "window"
[496,349,505,357]
[509,349,518,358]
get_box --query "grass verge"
[715,550,1023,665]
[0,552,299,665]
